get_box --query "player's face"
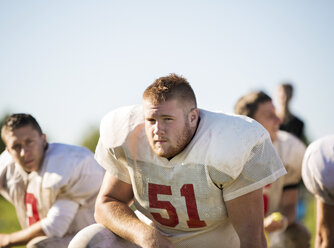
[254,101,281,141]
[276,86,288,106]
[4,125,47,172]
[143,99,198,159]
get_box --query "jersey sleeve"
[41,198,79,237]
[94,106,140,184]
[0,151,14,202]
[57,154,105,206]
[95,139,131,184]
[282,136,306,188]
[221,134,286,201]
[0,151,8,195]
[41,153,105,237]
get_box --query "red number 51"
[148,183,206,228]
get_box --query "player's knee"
[68,223,116,248]
[27,235,72,248]
[26,236,48,248]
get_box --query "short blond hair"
[143,73,197,108]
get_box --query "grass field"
[303,196,316,248]
[0,196,25,248]
[0,195,317,248]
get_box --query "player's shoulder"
[0,150,15,174]
[42,143,103,187]
[46,143,93,160]
[277,130,306,149]
[101,105,142,126]
[0,150,14,166]
[43,143,98,172]
[277,130,303,143]
[307,135,334,154]
[100,105,144,148]
[191,110,270,179]
[200,109,267,141]
[0,151,27,184]
[303,135,334,170]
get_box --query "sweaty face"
[143,99,197,159]
[254,101,281,141]
[4,125,47,172]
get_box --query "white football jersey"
[263,130,306,216]
[302,135,334,205]
[95,105,286,248]
[0,143,105,237]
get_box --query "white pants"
[27,235,74,248]
[69,221,240,248]
[68,224,140,248]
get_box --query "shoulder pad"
[184,110,269,179]
[100,105,144,149]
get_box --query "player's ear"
[41,133,47,147]
[2,134,9,152]
[188,108,199,127]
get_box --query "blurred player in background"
[275,82,309,223]
[69,73,286,248]
[0,114,105,248]
[275,83,306,143]
[234,91,310,248]
[302,135,334,248]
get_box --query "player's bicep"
[278,188,298,226]
[97,171,134,206]
[225,188,266,247]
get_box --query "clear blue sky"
[1,0,333,145]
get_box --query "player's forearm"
[95,200,165,247]
[315,200,334,248]
[280,188,298,226]
[282,208,296,226]
[237,229,267,248]
[6,221,45,246]
[315,230,334,248]
[280,200,297,226]
[226,189,267,248]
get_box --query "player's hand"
[264,212,288,233]
[139,228,175,248]
[0,233,11,248]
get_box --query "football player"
[302,135,334,248]
[0,114,105,248]
[275,83,305,142]
[69,73,286,248]
[234,91,310,247]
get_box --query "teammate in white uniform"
[302,135,334,248]
[0,114,105,248]
[69,74,286,248]
[234,90,310,248]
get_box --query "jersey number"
[25,193,40,226]
[148,183,206,228]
